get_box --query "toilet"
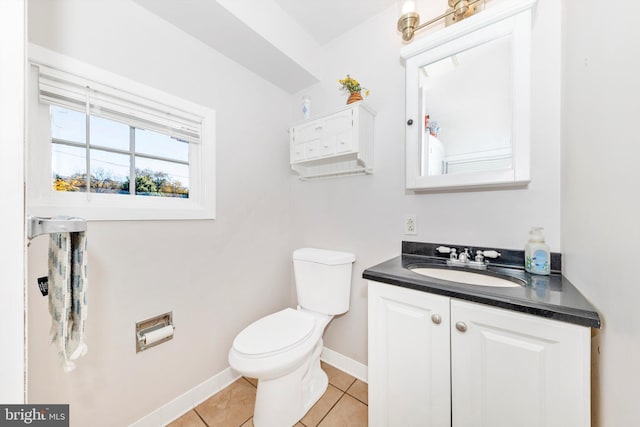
[228,248,356,427]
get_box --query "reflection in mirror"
[420,35,512,176]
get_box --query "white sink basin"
[410,267,522,288]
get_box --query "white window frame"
[27,44,216,221]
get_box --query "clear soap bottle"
[525,227,551,275]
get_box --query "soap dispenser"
[525,227,551,275]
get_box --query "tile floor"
[167,362,368,427]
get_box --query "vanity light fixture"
[397,0,485,42]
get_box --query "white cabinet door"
[368,281,451,427]
[450,300,591,427]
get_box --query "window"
[51,106,190,198]
[28,45,215,220]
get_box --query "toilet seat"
[233,308,315,358]
[229,308,333,380]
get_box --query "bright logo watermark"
[0,405,68,426]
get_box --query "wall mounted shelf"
[289,102,375,180]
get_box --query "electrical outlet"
[404,214,417,235]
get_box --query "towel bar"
[27,216,86,239]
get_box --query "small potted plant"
[339,74,370,104]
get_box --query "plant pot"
[347,92,363,104]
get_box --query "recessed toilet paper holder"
[136,312,174,353]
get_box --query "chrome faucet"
[437,245,501,270]
[444,247,474,268]
[458,248,471,263]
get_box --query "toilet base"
[253,339,327,427]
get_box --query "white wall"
[0,0,26,404]
[561,0,640,425]
[27,0,293,425]
[289,0,562,365]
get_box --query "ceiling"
[132,0,396,93]
[272,0,396,45]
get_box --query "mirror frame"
[402,0,537,191]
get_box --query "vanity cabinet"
[368,281,591,427]
[289,103,375,180]
[368,282,451,426]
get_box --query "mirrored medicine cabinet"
[401,0,537,191]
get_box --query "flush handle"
[431,314,442,325]
[455,321,467,333]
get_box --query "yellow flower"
[338,74,370,96]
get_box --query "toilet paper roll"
[142,325,174,345]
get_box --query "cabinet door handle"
[431,314,442,325]
[455,321,467,333]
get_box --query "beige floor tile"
[318,394,368,427]
[240,416,304,427]
[300,384,343,427]
[239,416,306,427]
[346,379,368,405]
[244,377,258,388]
[321,362,356,392]
[195,378,256,427]
[166,410,206,427]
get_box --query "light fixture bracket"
[397,12,420,41]
[398,0,484,42]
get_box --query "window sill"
[28,191,215,221]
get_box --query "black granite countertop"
[362,242,601,328]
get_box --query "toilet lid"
[233,308,315,357]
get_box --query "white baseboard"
[321,347,368,383]
[130,347,367,426]
[129,367,240,427]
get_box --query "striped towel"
[48,231,88,372]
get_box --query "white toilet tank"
[293,248,356,315]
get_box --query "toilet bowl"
[228,248,355,427]
[229,307,332,427]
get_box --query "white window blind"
[37,64,202,143]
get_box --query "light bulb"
[402,1,416,14]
